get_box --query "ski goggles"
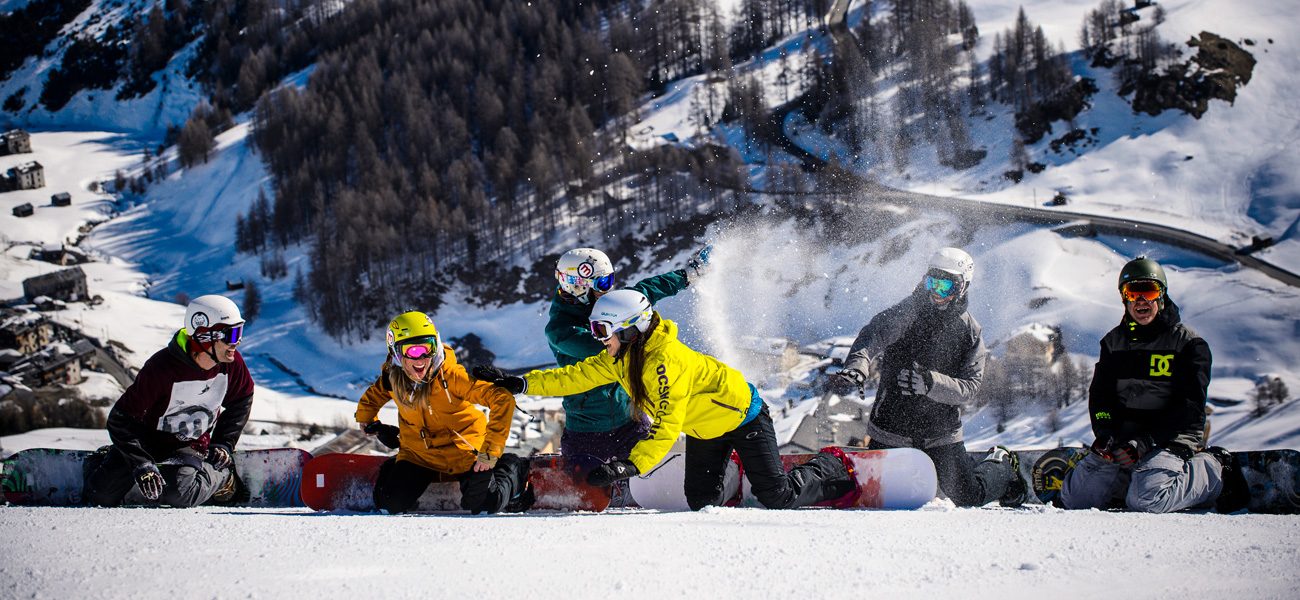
[197,324,244,345]
[558,271,616,292]
[1121,280,1163,303]
[399,342,436,360]
[589,314,643,341]
[924,275,958,299]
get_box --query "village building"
[0,129,32,155]
[0,311,55,355]
[12,203,33,217]
[51,191,71,206]
[21,267,88,303]
[734,335,803,376]
[28,243,89,266]
[6,161,45,190]
[780,395,871,453]
[11,340,96,387]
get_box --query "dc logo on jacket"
[1149,354,1173,377]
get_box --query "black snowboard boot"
[1204,447,1248,513]
[981,446,1028,508]
[81,445,111,484]
[496,454,535,513]
[807,447,858,505]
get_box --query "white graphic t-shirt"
[157,374,229,441]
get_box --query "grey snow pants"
[1059,448,1223,513]
[85,446,229,508]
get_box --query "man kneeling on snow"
[84,295,254,507]
[1060,257,1247,513]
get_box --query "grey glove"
[896,362,934,396]
[683,244,712,284]
[826,369,866,396]
[134,463,164,501]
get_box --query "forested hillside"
[2,0,1263,340]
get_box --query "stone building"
[0,129,32,155]
[22,267,88,303]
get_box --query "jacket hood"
[168,328,213,371]
[643,314,678,354]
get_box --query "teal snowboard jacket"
[543,269,690,433]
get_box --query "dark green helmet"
[1118,256,1168,291]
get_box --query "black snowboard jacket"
[106,329,255,469]
[842,288,987,447]
[1088,297,1212,456]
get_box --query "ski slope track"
[1,505,1298,599]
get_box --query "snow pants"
[560,417,650,463]
[372,454,530,514]
[867,440,1011,507]
[1059,448,1223,513]
[683,404,851,510]
[84,446,229,508]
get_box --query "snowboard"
[0,447,312,507]
[965,447,1088,506]
[628,447,939,511]
[298,453,613,512]
[969,447,1300,514]
[1231,449,1300,514]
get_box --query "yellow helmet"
[386,311,444,370]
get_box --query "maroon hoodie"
[106,329,255,468]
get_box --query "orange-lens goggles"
[1121,280,1163,302]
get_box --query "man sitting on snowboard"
[1059,257,1247,513]
[823,247,1027,508]
[84,295,253,507]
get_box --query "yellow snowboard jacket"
[525,317,751,473]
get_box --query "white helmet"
[928,247,974,283]
[588,289,653,342]
[924,248,974,305]
[556,248,615,300]
[185,295,245,346]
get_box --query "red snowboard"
[299,453,612,512]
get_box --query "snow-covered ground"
[1,505,1297,599]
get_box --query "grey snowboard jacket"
[1088,297,1211,456]
[842,288,987,448]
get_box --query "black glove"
[207,444,232,470]
[896,362,934,396]
[586,459,639,487]
[825,369,866,396]
[134,463,164,501]
[363,421,401,449]
[472,365,526,394]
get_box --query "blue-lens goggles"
[215,325,243,344]
[560,272,615,292]
[924,275,957,299]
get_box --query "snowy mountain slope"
[632,0,1299,270]
[0,131,141,252]
[0,0,205,135]
[3,0,1298,452]
[0,130,377,455]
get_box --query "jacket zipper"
[711,399,743,414]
